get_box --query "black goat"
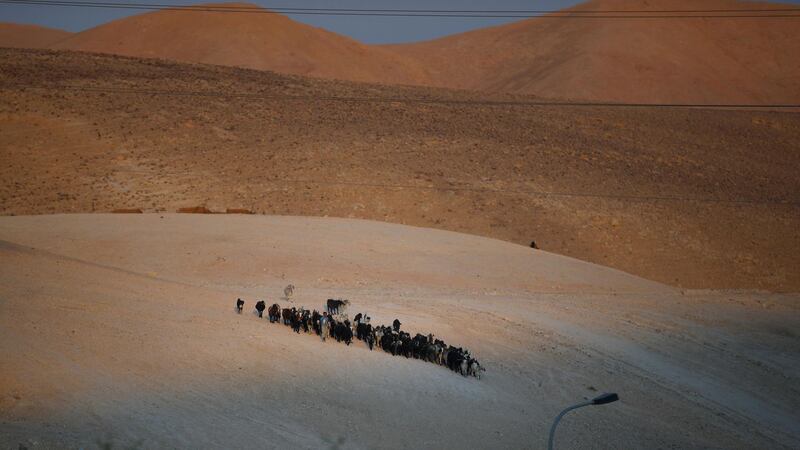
[255,300,266,318]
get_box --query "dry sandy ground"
[0,214,798,449]
[2,49,799,291]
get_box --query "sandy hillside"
[386,0,800,103]
[1,48,799,291]
[29,0,800,103]
[50,2,431,86]
[0,23,72,49]
[0,214,798,449]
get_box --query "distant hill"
[8,0,800,102]
[50,2,431,86]
[385,0,800,103]
[0,23,71,49]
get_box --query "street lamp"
[547,393,619,450]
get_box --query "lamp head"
[591,393,619,405]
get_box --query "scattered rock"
[111,208,143,214]
[226,208,254,214]
[177,206,215,214]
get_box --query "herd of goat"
[235,298,485,379]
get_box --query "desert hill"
[1,48,798,291]
[386,0,800,103]
[33,0,800,103]
[1,214,798,448]
[50,2,431,85]
[0,23,72,49]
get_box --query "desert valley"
[1,0,799,448]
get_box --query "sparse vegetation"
[1,48,798,290]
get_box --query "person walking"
[319,312,329,342]
[365,323,374,350]
[291,310,301,334]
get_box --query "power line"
[5,83,800,110]
[10,1,800,14]
[3,0,800,18]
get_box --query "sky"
[1,0,799,44]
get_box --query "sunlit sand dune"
[1,214,798,448]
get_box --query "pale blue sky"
[1,0,798,44]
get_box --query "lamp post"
[547,393,619,450]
